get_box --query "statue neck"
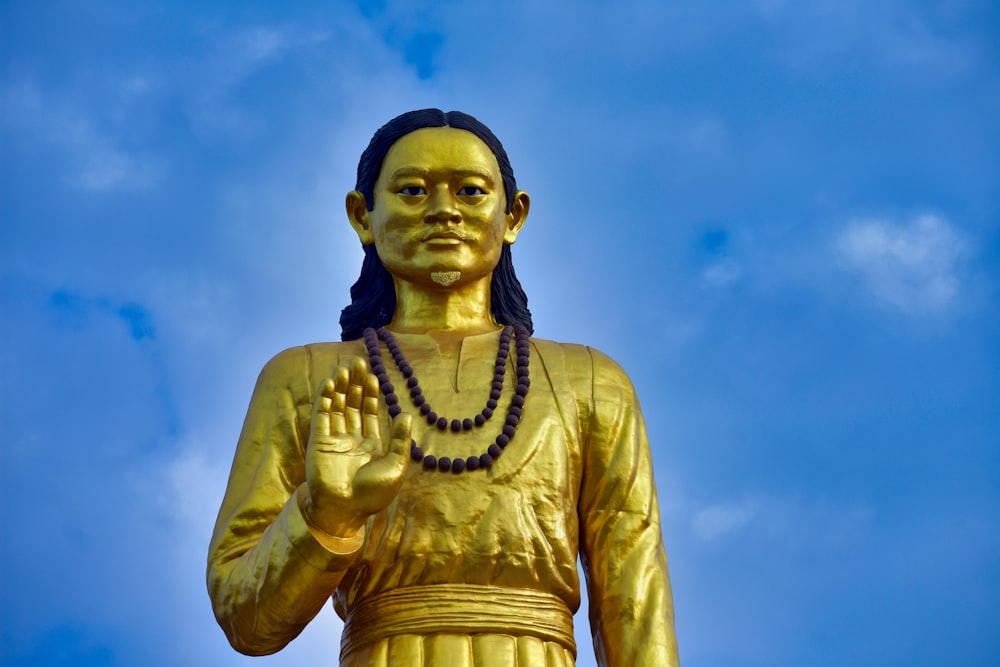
[389,276,498,337]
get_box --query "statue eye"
[399,186,426,196]
[458,186,486,196]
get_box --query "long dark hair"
[339,109,533,340]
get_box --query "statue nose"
[424,187,460,224]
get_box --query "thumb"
[385,413,413,474]
[352,413,412,516]
[357,413,411,487]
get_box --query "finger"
[362,372,382,441]
[345,357,368,434]
[329,365,350,434]
[310,377,336,437]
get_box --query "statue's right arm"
[206,346,361,656]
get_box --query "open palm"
[303,357,411,538]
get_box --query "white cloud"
[689,495,872,547]
[163,444,230,528]
[183,24,331,140]
[243,27,289,61]
[702,259,742,287]
[835,214,966,312]
[755,1,975,76]
[692,501,758,540]
[4,80,164,192]
[147,271,236,346]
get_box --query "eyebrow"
[388,166,496,183]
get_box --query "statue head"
[339,109,533,340]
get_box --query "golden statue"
[207,110,679,666]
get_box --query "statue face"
[351,127,525,290]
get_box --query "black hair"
[339,109,532,340]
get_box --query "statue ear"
[503,190,530,244]
[346,191,374,244]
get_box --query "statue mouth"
[423,230,466,243]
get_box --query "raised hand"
[301,357,411,538]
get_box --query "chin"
[430,271,462,287]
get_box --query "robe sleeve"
[578,348,680,666]
[206,346,362,655]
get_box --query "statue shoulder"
[530,338,636,393]
[255,340,367,388]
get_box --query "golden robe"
[208,331,679,666]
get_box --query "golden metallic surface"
[208,125,679,666]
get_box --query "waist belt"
[341,584,576,659]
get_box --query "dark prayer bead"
[363,325,530,475]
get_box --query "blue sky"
[2,1,998,665]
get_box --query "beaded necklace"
[362,325,531,474]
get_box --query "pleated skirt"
[340,633,577,667]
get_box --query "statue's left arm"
[577,348,680,666]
